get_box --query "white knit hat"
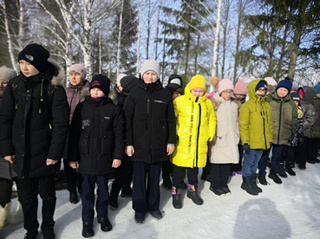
[0,66,17,82]
[140,59,160,78]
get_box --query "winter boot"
[69,191,79,204]
[98,217,112,232]
[251,175,262,193]
[171,187,182,209]
[285,163,296,176]
[108,196,118,209]
[120,186,132,198]
[0,201,11,228]
[187,185,203,205]
[241,176,258,196]
[268,174,282,184]
[82,222,94,237]
[258,173,268,185]
[10,201,24,225]
[278,164,287,178]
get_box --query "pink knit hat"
[69,64,87,80]
[218,79,234,94]
[264,77,277,86]
[234,79,248,95]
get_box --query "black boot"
[258,173,268,185]
[241,176,258,196]
[24,231,38,239]
[187,185,203,205]
[251,175,262,193]
[43,229,55,239]
[82,222,94,238]
[120,186,132,197]
[172,187,182,209]
[69,192,79,204]
[285,163,296,176]
[108,196,118,209]
[98,217,112,232]
[278,164,287,178]
[268,174,282,184]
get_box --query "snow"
[2,163,320,239]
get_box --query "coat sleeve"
[112,107,124,160]
[266,102,273,146]
[303,104,315,130]
[0,83,15,156]
[47,86,69,160]
[167,98,176,144]
[123,91,135,146]
[239,103,250,145]
[67,103,83,162]
[207,100,216,141]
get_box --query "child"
[231,79,248,175]
[63,64,89,204]
[0,66,23,228]
[124,59,176,223]
[239,79,272,195]
[171,75,216,208]
[0,44,69,239]
[209,79,239,196]
[68,74,124,237]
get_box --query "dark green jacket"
[267,91,298,145]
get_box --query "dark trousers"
[283,146,294,167]
[161,158,173,183]
[63,158,82,193]
[81,174,109,223]
[231,144,243,172]
[110,155,133,197]
[209,164,230,189]
[172,165,198,188]
[17,175,56,233]
[200,156,211,180]
[295,139,307,167]
[258,148,271,175]
[307,138,320,162]
[132,161,162,213]
[0,178,13,207]
[270,144,284,175]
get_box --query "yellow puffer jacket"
[239,79,273,149]
[171,82,216,168]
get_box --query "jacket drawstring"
[39,79,44,114]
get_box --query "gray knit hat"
[0,66,17,82]
[140,59,160,78]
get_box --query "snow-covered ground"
[1,163,320,239]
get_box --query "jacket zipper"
[277,100,283,144]
[195,98,201,167]
[261,110,267,149]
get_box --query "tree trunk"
[221,0,230,79]
[233,0,242,83]
[116,0,124,78]
[152,0,161,60]
[136,0,144,75]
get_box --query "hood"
[184,80,207,103]
[298,86,316,104]
[248,79,268,103]
[45,59,65,86]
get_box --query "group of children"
[0,43,320,239]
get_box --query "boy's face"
[143,71,158,84]
[255,87,266,96]
[276,87,289,98]
[19,60,39,77]
[191,88,205,97]
[69,71,83,86]
[90,88,105,98]
[220,89,232,100]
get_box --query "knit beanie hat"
[168,74,183,86]
[218,79,234,94]
[234,79,248,95]
[0,66,17,82]
[276,79,292,92]
[314,84,320,94]
[189,74,207,91]
[18,44,50,73]
[255,81,267,91]
[120,75,139,93]
[90,74,110,96]
[166,83,181,95]
[298,88,304,98]
[140,59,160,78]
[264,77,277,87]
[268,84,274,92]
[116,73,126,86]
[291,92,300,102]
[69,64,87,80]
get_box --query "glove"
[243,144,250,154]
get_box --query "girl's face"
[235,94,246,100]
[90,88,105,98]
[19,60,39,77]
[143,71,158,84]
[221,89,233,100]
[69,71,83,86]
[190,88,205,97]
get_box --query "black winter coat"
[124,80,176,164]
[0,61,69,178]
[68,97,124,174]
